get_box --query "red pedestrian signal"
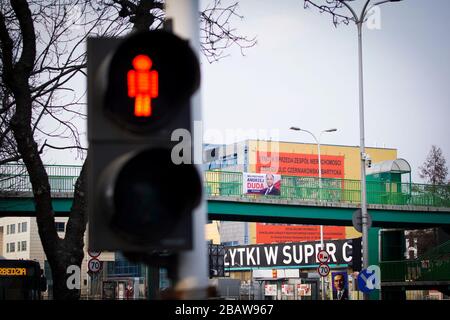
[127,55,159,117]
[87,30,201,253]
[100,30,200,134]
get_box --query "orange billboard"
[256,152,345,178]
[256,224,346,244]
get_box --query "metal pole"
[317,138,322,201]
[357,21,370,300]
[318,140,322,191]
[165,0,209,299]
[249,269,252,300]
[290,127,337,300]
[317,138,325,300]
[317,140,323,250]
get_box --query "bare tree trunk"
[1,0,88,300]
[1,0,255,300]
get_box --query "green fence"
[204,171,450,207]
[1,164,450,208]
[381,240,450,282]
[380,258,450,282]
[0,164,80,193]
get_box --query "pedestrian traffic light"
[87,30,202,253]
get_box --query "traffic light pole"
[165,0,209,299]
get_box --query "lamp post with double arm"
[290,126,337,300]
[304,0,403,299]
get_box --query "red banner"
[256,152,344,178]
[256,224,346,244]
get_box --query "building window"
[6,224,16,234]
[17,242,21,252]
[55,222,65,233]
[6,243,9,253]
[18,222,27,233]
[8,242,15,253]
[221,241,238,246]
[21,241,27,252]
[106,253,141,277]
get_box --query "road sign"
[317,250,330,263]
[357,265,381,293]
[88,251,101,258]
[88,258,102,273]
[317,263,330,277]
[352,209,372,233]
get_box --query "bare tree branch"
[0,0,256,299]
[304,0,356,26]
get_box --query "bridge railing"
[204,170,450,207]
[380,259,450,282]
[0,164,80,193]
[380,241,450,283]
[1,164,450,207]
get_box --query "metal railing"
[380,259,450,282]
[204,170,450,207]
[380,241,450,282]
[1,164,450,208]
[0,164,81,193]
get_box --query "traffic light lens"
[127,54,159,118]
[110,149,201,245]
[105,30,200,132]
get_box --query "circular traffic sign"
[88,250,101,258]
[317,250,330,263]
[317,263,330,277]
[88,258,102,273]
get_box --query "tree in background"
[406,146,450,260]
[419,145,448,186]
[0,0,255,299]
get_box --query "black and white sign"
[317,263,330,277]
[88,258,102,273]
[224,239,354,268]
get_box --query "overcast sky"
[198,0,450,182]
[43,0,450,183]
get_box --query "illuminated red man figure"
[127,54,158,117]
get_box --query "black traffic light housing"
[87,30,202,253]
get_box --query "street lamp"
[289,127,337,192]
[335,0,402,294]
[303,0,402,300]
[290,126,337,300]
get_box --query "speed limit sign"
[88,258,102,273]
[317,263,330,277]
